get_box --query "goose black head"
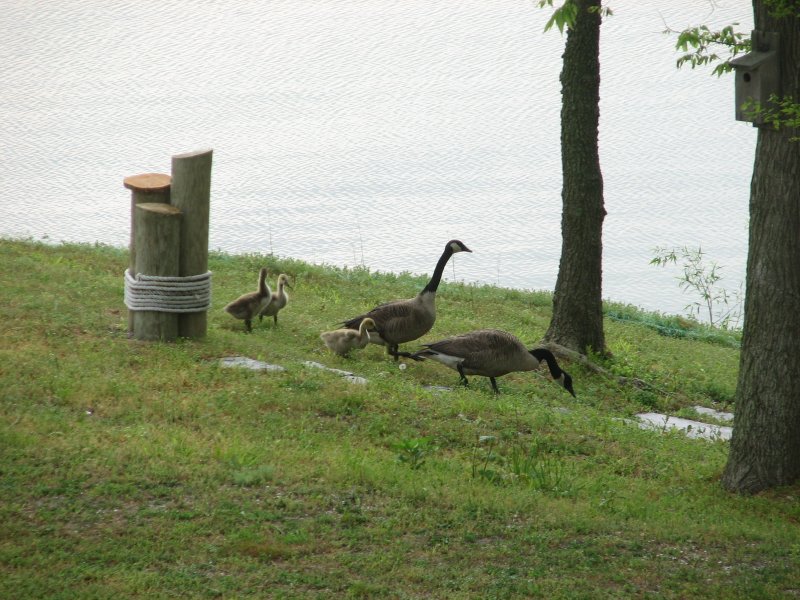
[447,240,472,254]
[560,371,576,398]
[530,348,575,397]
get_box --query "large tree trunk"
[722,3,800,494]
[544,0,607,355]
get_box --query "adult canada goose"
[258,273,291,325]
[412,329,576,396]
[223,267,272,332]
[340,240,472,360]
[320,318,377,357]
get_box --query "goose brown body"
[413,329,575,396]
[259,274,290,325]
[320,318,376,357]
[223,267,272,332]
[340,240,471,359]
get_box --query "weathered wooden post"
[170,149,213,339]
[124,173,171,333]
[131,203,183,341]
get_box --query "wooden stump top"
[124,173,172,192]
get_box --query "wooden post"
[132,203,182,342]
[124,173,171,333]
[170,149,213,339]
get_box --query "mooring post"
[124,173,171,333]
[170,149,213,339]
[132,203,183,341]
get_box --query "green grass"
[1,238,798,599]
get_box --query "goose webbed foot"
[387,345,419,361]
[489,377,500,394]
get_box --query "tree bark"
[544,0,607,355]
[722,2,800,493]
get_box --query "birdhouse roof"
[730,51,776,70]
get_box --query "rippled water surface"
[1,0,754,316]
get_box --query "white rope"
[124,269,212,313]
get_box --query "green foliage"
[394,437,437,470]
[743,94,800,141]
[538,0,579,33]
[764,0,800,19]
[536,1,611,34]
[671,24,749,76]
[650,246,743,330]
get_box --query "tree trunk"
[544,0,607,355]
[722,3,800,494]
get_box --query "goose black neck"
[422,246,454,294]
[530,348,560,379]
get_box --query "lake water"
[0,0,755,318]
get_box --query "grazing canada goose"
[320,318,377,357]
[223,267,272,332]
[258,273,291,325]
[340,240,472,360]
[412,329,576,396]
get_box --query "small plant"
[336,490,367,526]
[232,465,275,487]
[394,437,437,470]
[507,442,579,496]
[650,245,743,329]
[470,436,580,496]
[470,435,503,484]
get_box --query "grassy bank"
[0,238,797,599]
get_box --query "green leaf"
[542,1,579,34]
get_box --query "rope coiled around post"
[124,269,212,313]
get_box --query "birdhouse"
[729,30,780,124]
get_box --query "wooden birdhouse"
[729,30,780,124]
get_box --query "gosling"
[258,273,291,325]
[223,267,272,332]
[320,318,377,357]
